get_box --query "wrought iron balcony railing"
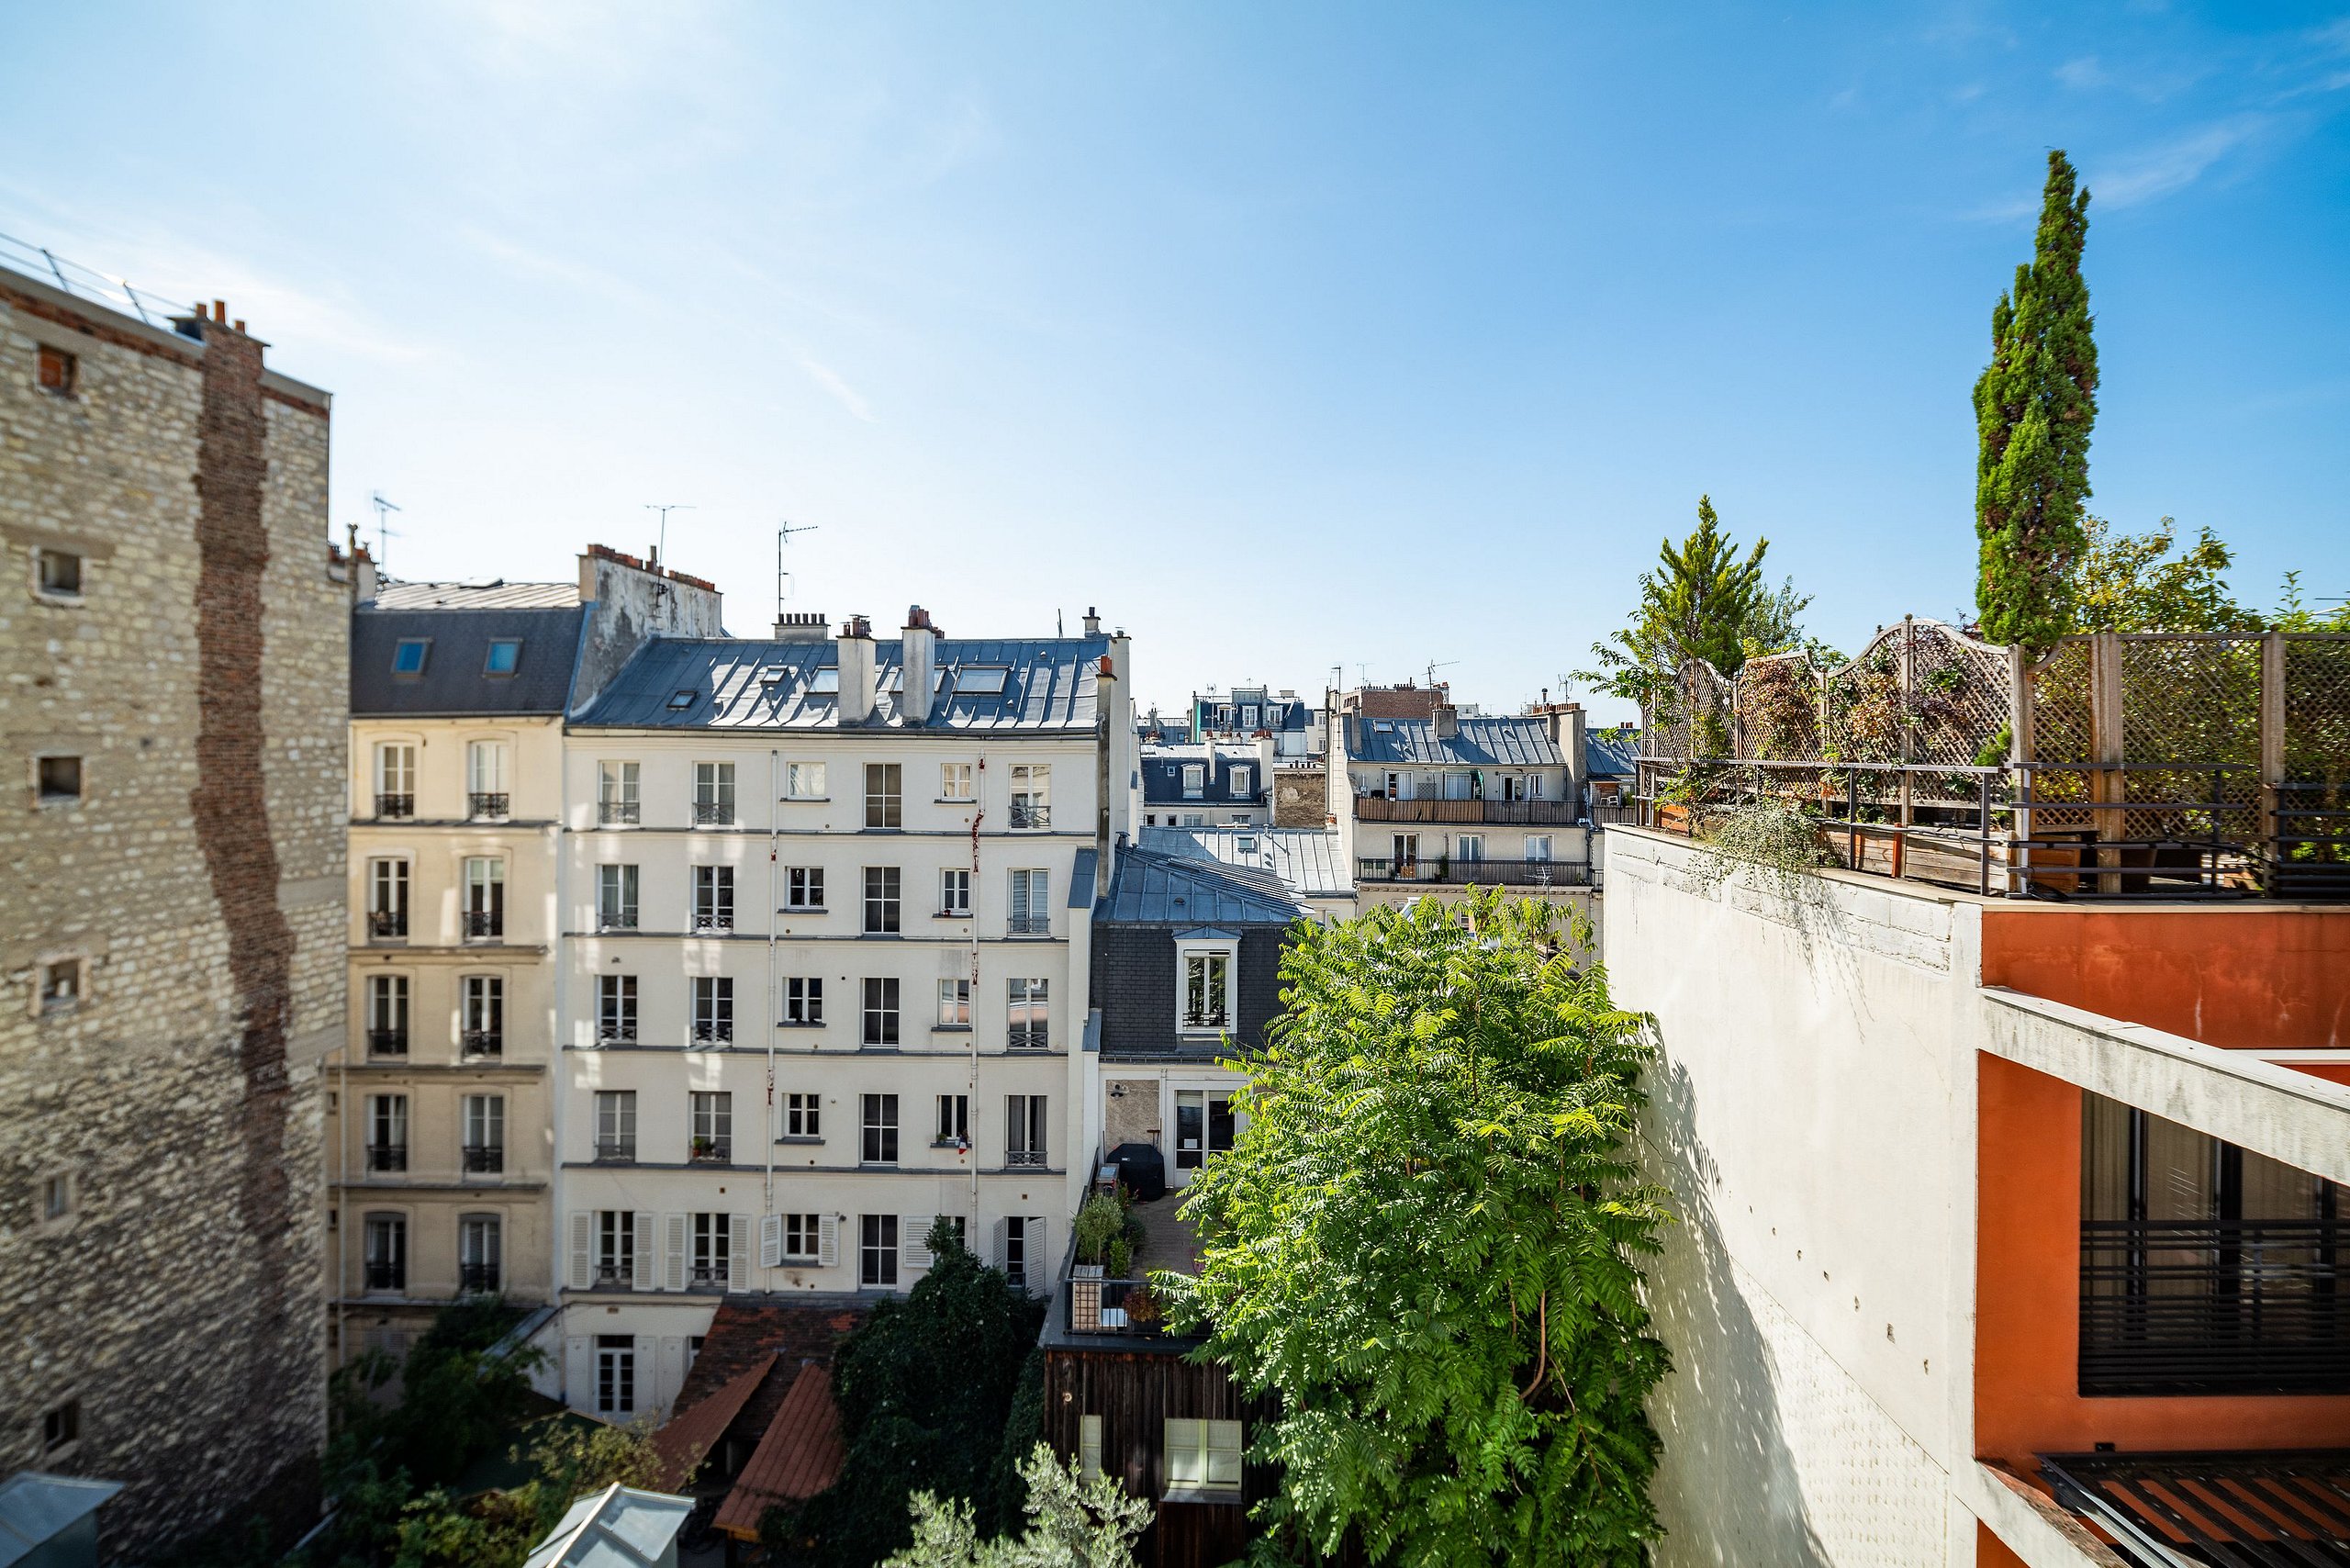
[1354,796,1581,825]
[1009,801,1051,829]
[365,1144,408,1173]
[689,1264,729,1290]
[457,1262,500,1294]
[1354,857,1592,888]
[462,1144,504,1174]
[374,793,414,820]
[599,800,641,825]
[690,1023,733,1046]
[366,1029,408,1058]
[467,791,509,819]
[597,1022,637,1045]
[364,1261,405,1292]
[2079,1217,2349,1396]
[1181,1009,1229,1032]
[688,1138,733,1163]
[368,909,408,939]
[692,801,734,826]
[693,912,734,933]
[1006,1148,1047,1168]
[1007,1025,1050,1051]
[461,910,503,939]
[1007,914,1052,936]
[594,1138,636,1163]
[599,910,639,932]
[460,1029,502,1058]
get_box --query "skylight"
[666,689,696,710]
[955,666,1009,695]
[810,667,840,694]
[756,666,786,685]
[1372,720,1393,733]
[484,639,521,676]
[391,639,429,677]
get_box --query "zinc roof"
[1099,845,1309,926]
[519,1484,692,1568]
[373,580,581,610]
[351,605,588,716]
[1142,744,1266,805]
[1142,825,1353,899]
[1347,714,1562,767]
[1584,725,1640,778]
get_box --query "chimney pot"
[214,299,227,321]
[1083,606,1101,636]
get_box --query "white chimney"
[1083,606,1101,637]
[837,615,877,725]
[1435,701,1459,740]
[774,610,827,642]
[901,605,937,724]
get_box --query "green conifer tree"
[1975,150,2098,651]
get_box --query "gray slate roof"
[1142,825,1352,899]
[1584,725,1640,778]
[571,636,1109,731]
[375,580,581,610]
[1347,715,1561,767]
[1142,745,1264,805]
[1098,845,1309,926]
[352,605,588,716]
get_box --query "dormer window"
[1181,764,1204,798]
[484,639,521,676]
[391,639,430,677]
[1229,766,1252,798]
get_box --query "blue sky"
[6,3,2345,718]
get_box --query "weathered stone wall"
[0,274,341,1558]
[1271,766,1326,826]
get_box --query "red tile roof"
[711,1363,846,1540]
[651,1352,774,1492]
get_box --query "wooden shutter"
[732,1213,752,1282]
[1206,1420,1243,1490]
[992,1216,1010,1271]
[663,1214,688,1292]
[903,1216,934,1271]
[1029,1216,1049,1285]
[632,1213,655,1290]
[564,1336,591,1409]
[759,1215,784,1270]
[569,1212,593,1291]
[1166,1418,1204,1488]
[817,1214,840,1268]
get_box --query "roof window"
[1371,720,1393,733]
[955,666,1009,695]
[666,689,697,711]
[810,667,840,694]
[391,639,430,677]
[757,666,787,686]
[484,639,521,676]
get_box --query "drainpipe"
[970,756,985,1227]
[767,749,779,1279]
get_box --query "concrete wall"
[0,274,341,1554]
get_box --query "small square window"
[484,639,521,676]
[35,548,84,599]
[36,755,82,803]
[43,1400,80,1452]
[39,959,82,1014]
[667,689,697,710]
[391,639,430,676]
[37,345,77,395]
[39,1172,75,1225]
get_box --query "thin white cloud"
[2092,114,2267,207]
[798,355,877,423]
[2056,55,2109,89]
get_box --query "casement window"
[594,1091,637,1160]
[39,1171,74,1227]
[598,864,640,930]
[366,1095,408,1172]
[462,1094,504,1173]
[861,978,899,1047]
[1165,1418,1243,1496]
[694,762,736,825]
[366,975,408,1056]
[860,1214,900,1287]
[1229,765,1252,798]
[865,763,902,828]
[860,1093,900,1165]
[1007,1095,1046,1168]
[785,867,825,910]
[997,1215,1046,1291]
[33,545,84,601]
[368,860,409,938]
[692,977,734,1045]
[1391,833,1419,870]
[364,1214,407,1293]
[462,857,505,940]
[1007,978,1048,1049]
[597,974,638,1043]
[459,1215,501,1293]
[935,1094,969,1147]
[1176,1090,1237,1170]
[1454,834,1485,864]
[782,977,823,1025]
[862,867,901,935]
[36,343,77,395]
[465,742,509,819]
[595,1214,639,1288]
[374,745,416,819]
[1240,704,1259,731]
[939,867,970,915]
[391,638,430,677]
[484,639,521,677]
[596,1334,635,1414]
[1182,813,1205,829]
[690,1092,733,1161]
[1008,868,1050,936]
[461,975,504,1057]
[937,978,971,1028]
[939,762,973,801]
[693,865,735,931]
[598,761,641,825]
[782,1213,824,1260]
[785,761,827,800]
[783,1092,821,1138]
[1525,834,1553,862]
[690,1213,737,1287]
[1180,944,1233,1033]
[1009,765,1049,829]
[39,958,82,1014]
[1181,764,1205,798]
[1078,1415,1102,1482]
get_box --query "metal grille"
[2039,1449,2350,1567]
[2080,1217,2350,1397]
[2281,636,2350,896]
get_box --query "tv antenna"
[368,491,403,566]
[643,502,694,570]
[776,520,819,621]
[1424,658,1458,689]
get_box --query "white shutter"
[759,1215,784,1270]
[569,1213,593,1291]
[564,1336,591,1409]
[992,1216,1011,1271]
[632,1213,655,1291]
[1030,1215,1049,1288]
[732,1214,752,1282]
[903,1216,934,1271]
[1078,1415,1103,1482]
[1009,870,1031,923]
[817,1214,840,1269]
[663,1214,688,1293]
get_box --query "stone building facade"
[0,267,344,1554]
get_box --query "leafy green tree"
[880,1445,1152,1568]
[1161,893,1673,1567]
[391,1421,669,1568]
[2270,571,2350,633]
[2067,515,2259,634]
[1975,151,2098,652]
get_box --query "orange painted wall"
[1975,1524,2029,1568]
[1974,1055,2350,1468]
[1979,908,2350,1050]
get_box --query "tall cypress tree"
[1975,150,2098,651]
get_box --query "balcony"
[689,1264,730,1291]
[692,912,734,933]
[597,1023,637,1046]
[1181,1009,1229,1033]
[364,1261,405,1293]
[367,909,408,939]
[461,910,503,940]
[599,800,641,826]
[2079,1217,2350,1396]
[1356,857,1592,888]
[462,1144,505,1174]
[365,1144,408,1173]
[594,1139,635,1163]
[594,1265,631,1290]
[1065,1277,1171,1338]
[375,793,414,820]
[460,1029,502,1058]
[688,1137,733,1164]
[690,1024,733,1047]
[1007,1025,1049,1051]
[1009,801,1051,830]
[467,791,509,820]
[457,1262,500,1294]
[1007,915,1052,937]
[692,801,735,826]
[1354,795,1580,825]
[1007,1148,1046,1169]
[366,1029,408,1058]
[599,912,639,933]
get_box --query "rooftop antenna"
[1425,658,1458,689]
[368,491,403,566]
[1355,663,1371,687]
[643,502,694,570]
[775,520,819,621]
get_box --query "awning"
[711,1364,845,1540]
[2039,1450,2350,1566]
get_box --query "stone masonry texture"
[0,276,343,1559]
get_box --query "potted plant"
[689,1137,717,1161]
[1108,1236,1133,1279]
[1124,1283,1161,1327]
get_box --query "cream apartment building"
[552,608,1133,1421]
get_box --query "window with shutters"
[462,857,505,940]
[864,763,902,828]
[939,867,970,915]
[596,1334,635,1414]
[366,974,408,1057]
[1179,942,1234,1033]
[860,1093,899,1164]
[1008,979,1048,1050]
[598,760,641,825]
[1008,765,1049,829]
[939,762,972,801]
[782,977,823,1025]
[694,762,736,825]
[1008,868,1050,936]
[1006,1095,1047,1168]
[598,975,638,1043]
[463,1094,505,1174]
[693,865,734,931]
[860,1214,899,1286]
[596,1212,637,1288]
[862,978,899,1047]
[691,1213,732,1288]
[1164,1418,1243,1497]
[934,1094,968,1148]
[374,744,416,819]
[785,867,825,910]
[595,1092,637,1161]
[459,1215,500,1294]
[783,1092,821,1138]
[1078,1415,1103,1482]
[692,977,733,1045]
[461,975,503,1057]
[937,978,970,1028]
[368,858,409,939]
[367,1095,408,1172]
[598,864,640,930]
[466,743,510,820]
[783,1213,822,1260]
[862,867,901,934]
[1002,1215,1035,1290]
[689,1092,733,1161]
[364,1213,407,1293]
[785,760,827,800]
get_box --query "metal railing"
[1007,915,1052,936]
[2080,1217,2347,1395]
[0,232,202,325]
[375,793,414,820]
[1010,801,1051,829]
[690,1023,733,1046]
[364,1261,405,1292]
[1066,1276,1173,1338]
[367,909,408,938]
[599,800,641,825]
[1355,857,1591,888]
[460,1029,501,1058]
[1354,796,1580,825]
[365,1029,408,1058]
[693,801,735,826]
[365,1144,408,1173]
[692,911,734,932]
[462,910,504,939]
[599,910,639,932]
[462,1145,504,1174]
[457,1262,500,1294]
[467,792,509,819]
[597,1023,637,1045]
[1007,1025,1050,1051]
[689,1264,729,1290]
[594,1139,635,1162]
[1007,1148,1047,1168]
